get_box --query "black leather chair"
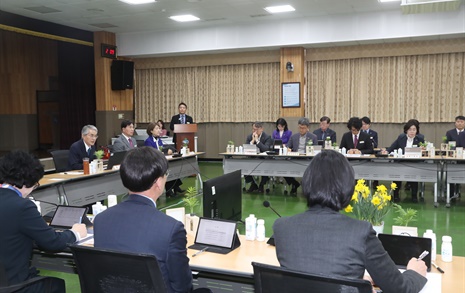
[0,261,54,293]
[69,245,167,293]
[50,150,70,172]
[252,262,373,293]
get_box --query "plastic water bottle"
[238,146,243,154]
[441,236,453,262]
[341,147,347,155]
[245,214,257,241]
[92,202,103,216]
[398,148,403,156]
[423,229,436,261]
[393,149,398,157]
[256,219,266,241]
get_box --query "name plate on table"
[405,147,422,158]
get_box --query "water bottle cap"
[257,219,265,225]
[249,214,255,218]
[425,229,433,233]
[442,235,452,242]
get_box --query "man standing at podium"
[170,102,194,149]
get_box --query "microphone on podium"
[262,200,282,246]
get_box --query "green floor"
[44,161,465,292]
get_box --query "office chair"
[50,149,70,172]
[252,262,373,293]
[0,261,54,293]
[69,245,167,293]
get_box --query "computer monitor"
[203,170,242,222]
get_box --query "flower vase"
[186,147,190,154]
[185,214,199,236]
[372,222,384,236]
[306,146,313,156]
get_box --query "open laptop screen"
[378,233,432,272]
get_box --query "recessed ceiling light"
[119,0,156,4]
[264,5,295,13]
[169,15,200,22]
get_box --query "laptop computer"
[49,206,88,230]
[378,233,432,272]
[106,151,127,170]
[188,217,241,254]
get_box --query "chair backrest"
[50,150,70,172]
[69,245,167,293]
[252,262,373,293]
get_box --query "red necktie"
[354,135,358,148]
[129,138,134,148]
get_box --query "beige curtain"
[307,53,465,123]
[135,63,280,123]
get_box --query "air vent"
[90,23,119,28]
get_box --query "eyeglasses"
[87,134,99,139]
[32,182,40,190]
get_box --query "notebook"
[188,217,241,254]
[106,151,127,170]
[49,206,87,230]
[378,233,432,272]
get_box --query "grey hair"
[81,125,98,135]
[298,117,310,127]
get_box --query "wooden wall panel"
[280,47,305,117]
[0,30,57,114]
[94,31,134,111]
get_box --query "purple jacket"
[272,130,293,145]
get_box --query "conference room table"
[221,152,465,207]
[31,234,464,293]
[33,152,203,215]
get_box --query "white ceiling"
[0,0,412,34]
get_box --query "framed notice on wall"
[282,82,300,108]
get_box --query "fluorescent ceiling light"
[119,0,155,4]
[169,15,200,22]
[264,5,296,13]
[378,0,401,2]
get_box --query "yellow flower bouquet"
[344,179,397,226]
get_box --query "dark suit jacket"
[0,188,76,288]
[313,128,336,143]
[287,132,318,152]
[273,205,427,293]
[113,134,137,152]
[363,129,378,148]
[339,131,374,154]
[170,114,194,148]
[446,129,465,147]
[387,134,425,153]
[246,131,273,152]
[68,139,95,170]
[94,194,192,293]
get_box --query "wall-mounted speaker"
[111,60,134,90]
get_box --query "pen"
[431,262,445,274]
[192,247,208,257]
[417,250,429,261]
[78,216,82,224]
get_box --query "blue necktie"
[87,148,91,157]
[181,115,185,124]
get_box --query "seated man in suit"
[113,120,137,152]
[445,115,465,199]
[361,116,378,148]
[286,118,318,195]
[340,117,374,155]
[313,116,336,144]
[170,102,194,149]
[68,125,98,170]
[245,121,273,193]
[0,151,87,293]
[94,147,196,293]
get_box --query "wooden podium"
[174,124,197,152]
